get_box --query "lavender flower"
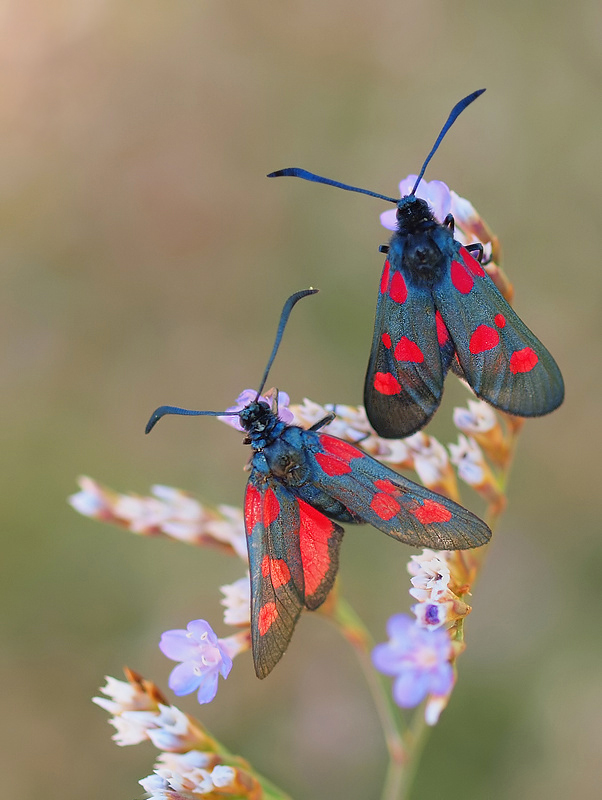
[380,176,453,230]
[160,620,232,704]
[218,388,293,432]
[372,614,453,708]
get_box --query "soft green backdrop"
[2,2,601,799]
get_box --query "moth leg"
[308,413,336,432]
[378,244,390,254]
[465,242,484,262]
[442,213,455,234]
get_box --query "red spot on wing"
[374,371,402,395]
[245,484,261,536]
[510,347,539,374]
[298,500,335,597]
[319,435,364,463]
[410,499,452,524]
[370,493,401,520]
[460,247,486,277]
[380,260,391,294]
[435,310,450,346]
[494,313,506,328]
[382,332,392,349]
[469,324,500,354]
[258,602,278,635]
[261,556,291,589]
[315,452,352,476]
[450,260,474,294]
[263,488,280,526]
[394,336,425,363]
[389,271,408,304]
[374,478,399,493]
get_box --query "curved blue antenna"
[410,88,485,196]
[145,406,231,434]
[256,288,318,396]
[145,288,318,434]
[267,168,397,204]
[267,90,485,204]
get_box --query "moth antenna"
[256,288,318,397]
[267,168,397,204]
[145,406,235,434]
[410,89,485,196]
[147,290,317,434]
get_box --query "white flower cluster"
[69,477,247,559]
[407,549,457,631]
[93,675,207,750]
[140,752,239,799]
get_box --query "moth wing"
[365,259,451,438]
[307,432,491,550]
[244,472,343,678]
[433,246,564,416]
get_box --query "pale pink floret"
[453,399,497,436]
[449,434,488,487]
[407,550,452,603]
[220,575,251,626]
[69,477,247,560]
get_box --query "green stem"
[397,711,429,800]
[325,596,407,800]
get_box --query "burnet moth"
[268,90,564,438]
[146,290,491,678]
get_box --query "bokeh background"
[2,2,601,799]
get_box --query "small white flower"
[368,436,410,466]
[68,476,108,516]
[220,575,251,626]
[108,713,154,747]
[290,398,371,442]
[92,675,154,714]
[407,551,451,602]
[453,400,497,435]
[210,765,236,789]
[424,693,451,726]
[206,505,247,561]
[405,432,450,488]
[139,772,172,798]
[146,704,198,752]
[156,751,219,773]
[113,494,169,533]
[449,434,487,486]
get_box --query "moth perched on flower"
[146,290,491,678]
[268,89,564,438]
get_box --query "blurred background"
[2,2,601,798]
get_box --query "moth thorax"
[402,233,444,278]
